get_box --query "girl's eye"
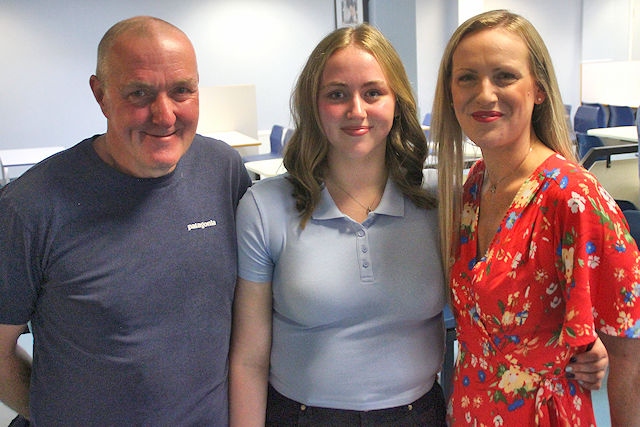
[365,89,382,98]
[327,90,346,100]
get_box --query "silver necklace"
[485,145,532,194]
[330,180,381,214]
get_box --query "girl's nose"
[346,95,366,119]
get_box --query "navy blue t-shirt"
[0,134,251,425]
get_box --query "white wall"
[0,0,334,150]
[415,0,459,119]
[0,1,619,152]
[583,0,634,61]
[414,0,583,118]
[369,0,418,107]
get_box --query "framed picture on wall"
[335,0,367,28]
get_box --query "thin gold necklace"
[485,145,532,194]
[329,180,382,214]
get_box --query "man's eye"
[130,89,147,98]
[174,87,194,95]
[172,87,196,100]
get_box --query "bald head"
[96,16,196,82]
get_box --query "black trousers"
[266,382,447,427]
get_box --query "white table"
[587,125,638,145]
[0,146,66,184]
[204,130,261,148]
[0,146,66,168]
[244,158,286,179]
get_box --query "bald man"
[0,16,251,425]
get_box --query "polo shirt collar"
[312,177,405,220]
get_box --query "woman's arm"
[598,333,640,427]
[565,337,608,390]
[229,277,273,427]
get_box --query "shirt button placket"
[355,227,374,282]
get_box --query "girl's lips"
[471,111,502,122]
[342,126,370,137]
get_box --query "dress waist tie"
[533,376,574,427]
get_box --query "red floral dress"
[448,154,640,426]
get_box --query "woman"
[432,9,640,425]
[229,24,447,426]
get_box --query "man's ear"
[90,75,110,118]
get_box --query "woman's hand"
[565,337,608,390]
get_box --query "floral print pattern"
[448,154,640,426]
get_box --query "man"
[0,16,251,425]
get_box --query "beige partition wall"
[198,84,258,139]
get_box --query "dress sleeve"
[553,169,640,342]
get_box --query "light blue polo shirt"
[236,173,445,410]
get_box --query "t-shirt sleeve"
[0,199,39,324]
[236,187,274,283]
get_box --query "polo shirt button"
[300,404,307,411]
[408,404,413,411]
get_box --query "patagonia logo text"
[187,220,217,231]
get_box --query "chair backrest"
[574,104,607,133]
[608,105,635,127]
[623,210,640,245]
[283,128,294,145]
[576,132,604,160]
[269,125,285,155]
[564,104,572,116]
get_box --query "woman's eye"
[458,74,475,83]
[495,72,517,85]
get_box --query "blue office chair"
[422,113,431,141]
[242,124,289,163]
[623,210,640,245]
[608,105,635,127]
[574,104,607,133]
[617,199,638,212]
[564,104,572,116]
[283,127,294,146]
[576,132,606,162]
